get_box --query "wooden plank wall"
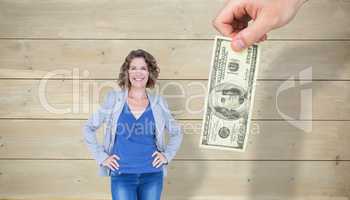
[0,0,349,199]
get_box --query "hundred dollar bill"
[199,36,259,152]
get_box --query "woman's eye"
[129,66,147,70]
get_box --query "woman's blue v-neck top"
[111,102,163,174]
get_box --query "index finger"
[214,0,251,38]
[112,155,120,160]
[152,151,158,157]
[213,4,235,36]
[213,1,243,37]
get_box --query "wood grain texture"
[0,160,348,199]
[0,120,349,160]
[0,80,349,120]
[0,40,349,80]
[0,0,349,39]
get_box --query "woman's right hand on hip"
[102,154,120,171]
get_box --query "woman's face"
[128,57,149,89]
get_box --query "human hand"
[152,151,168,168]
[102,154,120,171]
[213,0,306,51]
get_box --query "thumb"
[231,16,271,51]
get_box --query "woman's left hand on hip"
[152,151,168,168]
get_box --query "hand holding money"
[213,0,307,51]
[200,36,259,152]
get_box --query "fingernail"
[233,39,245,50]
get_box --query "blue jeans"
[110,171,163,200]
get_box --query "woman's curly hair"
[118,49,160,89]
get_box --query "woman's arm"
[159,96,183,164]
[82,91,115,166]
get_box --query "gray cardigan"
[82,89,183,177]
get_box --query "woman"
[83,49,183,200]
